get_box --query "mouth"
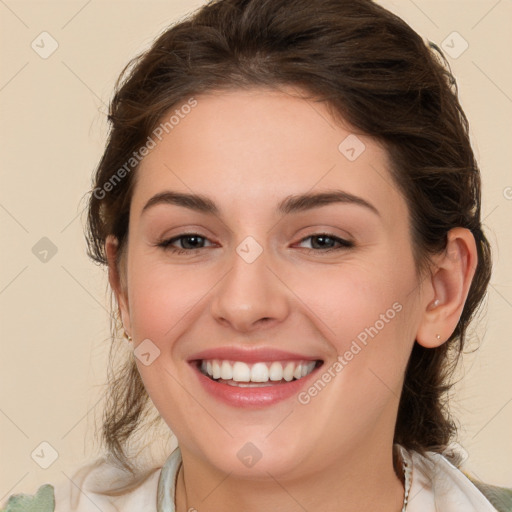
[194,359,324,387]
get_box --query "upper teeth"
[200,360,317,383]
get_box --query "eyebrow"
[141,189,380,217]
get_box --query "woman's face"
[113,87,431,478]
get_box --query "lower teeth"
[222,379,288,387]
[227,381,275,387]
[211,377,296,387]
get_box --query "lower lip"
[191,362,322,407]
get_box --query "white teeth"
[283,362,295,382]
[232,361,251,382]
[220,360,233,380]
[200,359,317,383]
[269,361,283,381]
[212,360,221,379]
[250,362,269,382]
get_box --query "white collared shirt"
[403,448,497,511]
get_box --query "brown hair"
[85,0,491,474]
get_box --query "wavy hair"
[85,0,491,474]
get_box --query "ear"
[416,227,478,348]
[105,235,131,339]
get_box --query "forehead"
[132,87,405,222]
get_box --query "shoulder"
[401,445,512,512]
[464,474,512,512]
[1,458,162,512]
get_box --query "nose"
[210,245,290,333]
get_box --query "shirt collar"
[156,445,496,512]
[157,446,182,512]
[402,446,497,511]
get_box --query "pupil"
[183,236,203,249]
[313,235,333,249]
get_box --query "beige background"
[1,0,511,500]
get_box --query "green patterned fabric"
[0,484,55,512]
[466,476,512,512]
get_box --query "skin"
[106,86,477,512]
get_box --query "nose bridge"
[210,238,289,331]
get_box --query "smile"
[198,359,321,387]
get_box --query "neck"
[175,443,405,512]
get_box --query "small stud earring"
[436,334,441,340]
[433,299,440,308]
[123,330,132,342]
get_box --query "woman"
[3,0,511,510]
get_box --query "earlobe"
[416,228,477,349]
[105,235,132,338]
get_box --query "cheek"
[289,254,420,396]
[127,254,209,340]
[125,255,205,424]
[292,259,412,341]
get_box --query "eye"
[296,233,353,252]
[156,233,215,254]
[155,232,353,255]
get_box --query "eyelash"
[155,232,354,255]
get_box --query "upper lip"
[188,347,323,364]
